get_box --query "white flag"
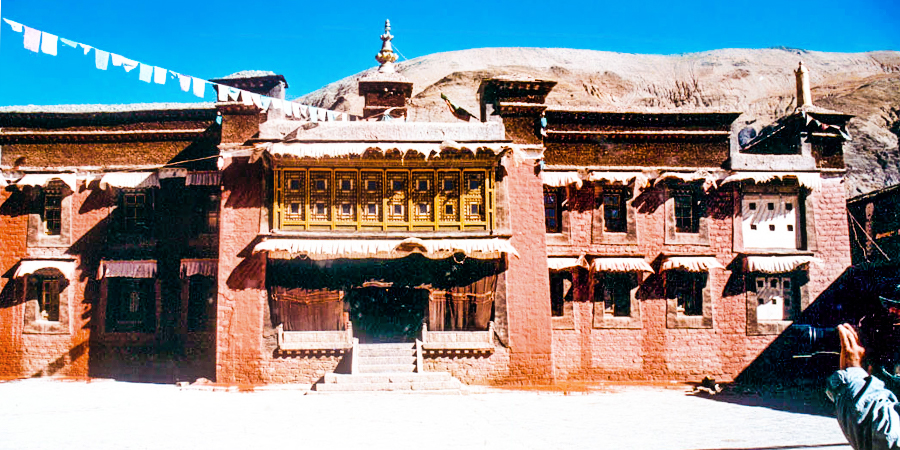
[292,102,302,118]
[192,78,206,98]
[240,90,253,106]
[217,84,229,101]
[23,26,40,52]
[138,63,152,82]
[259,96,271,112]
[3,19,23,33]
[95,50,110,70]
[283,101,293,117]
[60,38,78,48]
[308,106,319,122]
[40,32,58,56]
[153,66,167,84]
[177,74,191,93]
[79,43,93,55]
[270,98,283,112]
[227,87,241,102]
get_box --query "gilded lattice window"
[283,171,306,223]
[309,171,331,223]
[276,167,492,231]
[411,171,434,223]
[463,171,486,222]
[335,171,357,222]
[437,171,460,222]
[386,171,408,223]
[360,171,383,223]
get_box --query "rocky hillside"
[298,48,900,198]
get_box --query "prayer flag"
[240,90,253,105]
[326,110,336,121]
[138,63,152,82]
[191,78,206,98]
[178,74,191,93]
[283,101,293,117]
[3,19,24,33]
[226,86,241,102]
[80,43,93,55]
[440,93,475,121]
[217,84,229,101]
[111,54,138,72]
[40,32,58,56]
[308,106,319,122]
[292,102,302,118]
[23,26,41,52]
[259,96,271,112]
[60,38,78,48]
[95,50,110,70]
[153,66,167,84]
[270,98,283,112]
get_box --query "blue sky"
[1,0,898,106]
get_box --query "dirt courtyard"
[0,378,850,450]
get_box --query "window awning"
[14,260,75,279]
[254,237,518,260]
[15,173,77,191]
[98,260,157,279]
[265,142,506,160]
[587,172,649,189]
[720,172,821,190]
[98,172,160,190]
[180,259,217,278]
[654,170,719,191]
[541,171,582,189]
[590,258,654,273]
[158,168,188,179]
[186,171,221,186]
[745,255,820,274]
[660,256,724,272]
[547,256,588,271]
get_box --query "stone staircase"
[314,342,462,392]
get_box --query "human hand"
[838,323,866,370]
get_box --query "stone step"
[356,355,417,366]
[357,363,416,373]
[324,372,454,384]
[314,380,462,392]
[355,345,416,357]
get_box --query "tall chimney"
[795,62,812,108]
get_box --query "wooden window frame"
[665,270,713,329]
[592,271,642,329]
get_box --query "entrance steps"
[314,343,462,392]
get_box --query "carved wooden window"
[594,273,632,317]
[673,188,701,234]
[309,171,331,223]
[544,187,564,233]
[335,171,357,222]
[666,270,705,316]
[437,171,460,223]
[43,188,63,236]
[283,171,306,224]
[463,172,486,222]
[122,191,151,235]
[601,188,627,233]
[386,171,408,223]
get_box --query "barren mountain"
[298,47,900,197]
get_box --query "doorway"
[346,287,428,343]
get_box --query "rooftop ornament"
[375,19,398,73]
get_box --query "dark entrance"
[347,287,428,343]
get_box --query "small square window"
[341,203,352,215]
[787,224,794,231]
[315,179,327,191]
[785,203,793,211]
[470,204,480,215]
[315,203,326,215]
[750,224,757,230]
[367,180,380,192]
[769,224,776,231]
[468,179,482,190]
[289,180,301,190]
[417,180,430,192]
[767,202,775,211]
[367,204,378,215]
[393,204,404,215]
[290,203,300,214]
[756,279,765,289]
[392,180,404,191]
[418,203,429,214]
[341,179,353,191]
[445,204,454,215]
[749,202,756,210]
[443,179,456,191]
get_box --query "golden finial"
[375,19,398,73]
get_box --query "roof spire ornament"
[375,19,398,73]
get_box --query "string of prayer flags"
[3,17,352,117]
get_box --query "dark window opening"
[187,276,216,332]
[43,189,63,236]
[673,189,701,234]
[29,276,61,322]
[550,271,574,317]
[392,180,404,191]
[417,180,429,192]
[667,271,705,316]
[340,179,353,191]
[106,278,155,333]
[122,191,151,235]
[595,273,632,317]
[544,187,565,233]
[602,189,627,233]
[194,192,219,235]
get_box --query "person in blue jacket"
[827,297,900,450]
